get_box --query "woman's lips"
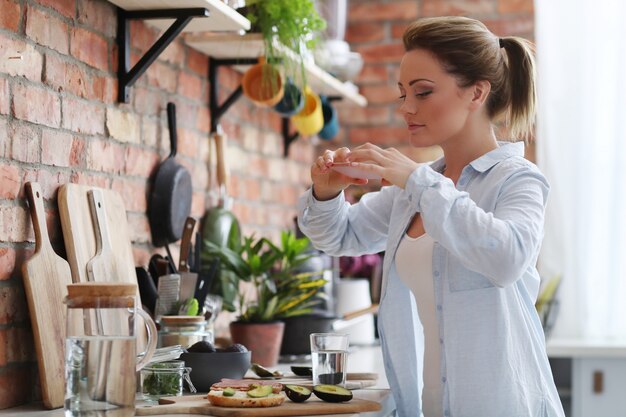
[407,123,425,131]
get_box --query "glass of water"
[310,333,349,387]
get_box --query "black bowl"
[181,351,251,392]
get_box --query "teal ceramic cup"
[274,79,304,117]
[318,96,339,140]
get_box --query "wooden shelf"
[186,33,368,107]
[106,0,250,32]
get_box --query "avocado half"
[313,385,353,403]
[285,385,312,402]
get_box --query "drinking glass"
[310,333,349,387]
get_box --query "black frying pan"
[148,102,192,247]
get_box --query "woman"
[297,16,564,417]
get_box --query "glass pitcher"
[64,283,157,416]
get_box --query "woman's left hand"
[347,143,419,188]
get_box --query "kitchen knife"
[178,217,197,301]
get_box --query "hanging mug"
[274,78,305,117]
[291,86,324,136]
[318,96,339,140]
[242,57,284,107]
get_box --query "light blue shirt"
[297,142,565,417]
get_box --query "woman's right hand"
[311,147,368,201]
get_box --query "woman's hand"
[311,147,368,200]
[347,143,419,189]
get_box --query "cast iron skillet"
[148,102,192,247]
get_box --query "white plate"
[330,163,381,180]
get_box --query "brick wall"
[0,0,535,408]
[0,0,314,408]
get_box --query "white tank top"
[395,233,443,417]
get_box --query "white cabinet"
[548,338,626,417]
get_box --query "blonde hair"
[402,16,537,141]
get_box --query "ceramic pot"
[229,321,285,367]
[274,79,304,116]
[318,96,339,140]
[291,86,324,136]
[242,57,284,107]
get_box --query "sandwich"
[207,379,285,408]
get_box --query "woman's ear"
[469,80,491,110]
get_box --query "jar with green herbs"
[158,315,214,348]
[140,360,194,401]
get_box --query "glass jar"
[140,360,195,402]
[158,316,214,348]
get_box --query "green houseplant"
[243,0,326,90]
[202,230,326,366]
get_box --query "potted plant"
[242,0,326,98]
[202,231,326,366]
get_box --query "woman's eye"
[398,95,406,100]
[416,91,432,98]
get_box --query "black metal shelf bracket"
[117,7,210,103]
[282,118,299,157]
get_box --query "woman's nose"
[399,98,417,115]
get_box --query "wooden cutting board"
[135,394,381,416]
[58,184,136,286]
[21,182,73,409]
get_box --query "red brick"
[69,171,109,188]
[391,22,408,40]
[26,6,69,54]
[130,20,157,54]
[160,40,184,66]
[356,43,405,64]
[498,0,533,14]
[483,16,534,37]
[1,205,31,243]
[145,61,177,93]
[359,84,402,105]
[190,190,205,218]
[111,178,147,213]
[345,22,385,44]
[13,83,61,128]
[34,168,70,201]
[0,34,43,82]
[349,126,409,145]
[0,366,34,408]
[176,128,200,158]
[133,87,162,116]
[0,248,15,281]
[10,123,40,163]
[86,139,125,174]
[0,329,6,366]
[124,146,159,177]
[0,164,20,199]
[348,1,418,22]
[186,48,208,76]
[0,0,20,32]
[106,107,140,143]
[338,106,390,126]
[178,71,204,101]
[70,27,109,71]
[196,107,210,133]
[355,65,389,85]
[77,0,116,37]
[36,0,75,18]
[421,0,494,16]
[44,53,88,97]
[61,96,105,135]
[6,327,35,363]
[69,136,85,167]
[41,129,72,167]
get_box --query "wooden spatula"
[21,182,72,409]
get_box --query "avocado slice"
[313,385,353,403]
[290,366,313,377]
[285,385,312,402]
[223,387,236,397]
[247,385,273,398]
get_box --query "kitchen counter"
[0,345,395,417]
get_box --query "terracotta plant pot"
[241,57,284,107]
[229,321,285,367]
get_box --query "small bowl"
[180,351,251,392]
